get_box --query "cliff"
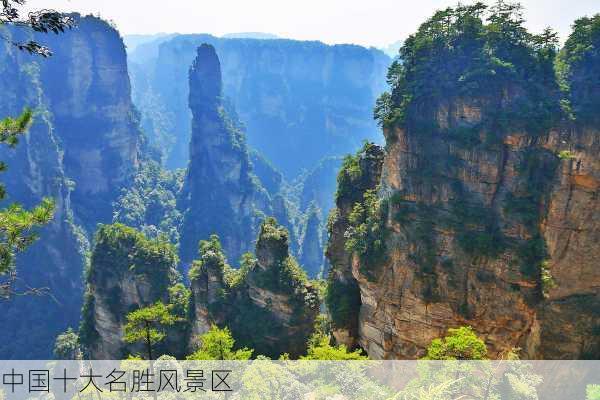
[0,15,142,358]
[188,218,320,358]
[179,44,271,267]
[128,34,389,176]
[326,6,599,359]
[37,15,142,232]
[0,31,87,358]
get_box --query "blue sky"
[27,0,600,47]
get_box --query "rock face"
[0,16,142,359]
[327,107,599,360]
[326,8,599,361]
[179,44,271,267]
[128,34,389,176]
[79,224,179,359]
[325,143,385,350]
[537,126,600,358]
[189,219,320,358]
[299,205,325,278]
[0,33,87,359]
[37,15,142,232]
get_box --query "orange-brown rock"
[327,101,599,359]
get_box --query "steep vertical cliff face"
[128,34,389,176]
[537,126,600,358]
[80,224,179,359]
[37,15,142,231]
[329,102,598,360]
[188,219,320,358]
[0,16,144,358]
[326,7,599,360]
[325,143,385,350]
[179,44,271,267]
[0,34,87,358]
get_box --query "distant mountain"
[123,33,176,52]
[127,34,390,177]
[222,32,279,39]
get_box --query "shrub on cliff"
[336,142,379,201]
[423,326,487,360]
[344,189,388,278]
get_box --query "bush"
[423,326,487,360]
[344,190,387,278]
[335,142,379,201]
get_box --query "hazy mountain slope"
[128,34,389,177]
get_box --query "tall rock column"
[179,44,270,267]
[187,219,320,358]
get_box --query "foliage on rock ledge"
[375,1,561,138]
[79,224,179,351]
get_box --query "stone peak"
[189,43,222,112]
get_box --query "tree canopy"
[557,14,600,123]
[123,301,178,360]
[301,332,367,360]
[53,328,80,360]
[375,1,561,138]
[0,0,74,56]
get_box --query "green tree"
[301,315,367,360]
[424,326,487,360]
[53,328,80,360]
[0,111,55,297]
[123,301,178,360]
[186,325,253,360]
[556,14,600,123]
[0,0,74,297]
[0,0,74,56]
[588,385,600,400]
[167,283,190,318]
[301,332,367,360]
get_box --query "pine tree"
[123,302,178,360]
